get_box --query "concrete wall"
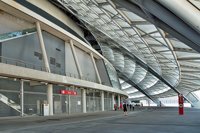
[27,0,84,38]
[0,11,34,34]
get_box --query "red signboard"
[178,94,184,115]
[60,90,77,95]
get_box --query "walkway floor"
[0,107,200,133]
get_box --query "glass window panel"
[80,3,90,11]
[136,25,157,33]
[96,19,105,25]
[90,6,103,14]
[116,20,130,27]
[95,0,107,3]
[103,5,118,15]
[189,0,200,10]
[116,31,124,36]
[124,28,136,35]
[122,11,145,21]
[0,28,36,42]
[90,13,99,19]
[101,15,111,22]
[104,62,121,89]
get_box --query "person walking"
[123,102,128,116]
[114,104,117,111]
[129,104,132,111]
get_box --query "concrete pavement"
[0,107,200,133]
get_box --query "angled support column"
[101,91,104,111]
[82,88,86,113]
[69,40,83,79]
[90,53,102,84]
[36,22,50,72]
[64,42,67,76]
[20,79,24,117]
[64,41,70,77]
[36,22,53,116]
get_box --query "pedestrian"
[120,103,122,109]
[123,102,128,116]
[114,104,117,111]
[129,104,132,111]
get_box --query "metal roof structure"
[54,0,200,105]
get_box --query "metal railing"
[0,56,47,71]
[0,56,97,83]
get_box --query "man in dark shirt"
[123,103,128,116]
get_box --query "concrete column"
[36,21,50,72]
[118,94,121,109]
[81,88,86,113]
[65,96,68,114]
[69,40,83,79]
[90,53,102,84]
[36,22,53,116]
[101,91,104,111]
[20,80,24,117]
[112,93,115,110]
[47,84,53,115]
[68,95,71,114]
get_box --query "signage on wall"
[60,90,77,95]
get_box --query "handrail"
[0,56,97,83]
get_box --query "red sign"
[178,94,184,115]
[60,90,77,95]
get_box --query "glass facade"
[0,78,117,117]
[86,89,101,112]
[104,92,112,111]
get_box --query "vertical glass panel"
[69,87,82,114]
[86,89,101,112]
[104,62,121,89]
[104,92,112,110]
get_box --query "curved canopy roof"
[55,0,200,105]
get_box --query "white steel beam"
[36,22,50,72]
[69,40,83,79]
[90,52,102,84]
